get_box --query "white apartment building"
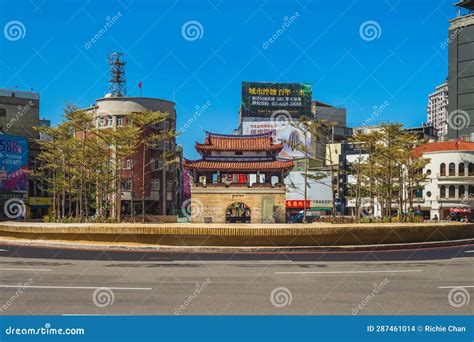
[427,82,449,138]
[415,141,474,220]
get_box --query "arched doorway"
[225,202,251,223]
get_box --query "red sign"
[285,200,311,209]
[450,208,472,214]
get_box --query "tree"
[127,111,179,222]
[351,124,430,222]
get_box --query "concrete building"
[84,96,179,217]
[427,82,449,138]
[412,141,474,220]
[0,89,40,139]
[448,1,474,140]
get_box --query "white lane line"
[438,285,474,289]
[0,285,152,290]
[0,249,8,252]
[463,250,474,253]
[275,269,422,275]
[0,268,51,272]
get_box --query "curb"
[0,237,472,254]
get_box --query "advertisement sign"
[285,200,333,209]
[0,135,28,192]
[242,121,311,159]
[241,82,312,119]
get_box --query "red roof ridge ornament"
[195,131,283,152]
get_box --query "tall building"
[448,1,474,140]
[427,82,449,138]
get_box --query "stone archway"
[225,202,251,223]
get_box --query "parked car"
[289,210,318,223]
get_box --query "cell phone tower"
[107,52,127,97]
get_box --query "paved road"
[0,243,472,315]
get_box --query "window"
[121,178,131,191]
[459,163,465,176]
[117,116,124,126]
[235,151,243,156]
[163,121,169,130]
[459,185,465,198]
[449,163,455,176]
[426,169,431,176]
[106,116,113,127]
[123,158,132,170]
[166,180,173,192]
[440,163,446,176]
[440,185,446,198]
[151,179,160,191]
[151,158,163,170]
[448,185,455,198]
[426,191,431,198]
[469,185,474,198]
[0,108,6,116]
[469,163,474,176]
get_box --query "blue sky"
[0,0,458,159]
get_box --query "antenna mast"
[108,52,127,97]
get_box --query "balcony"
[193,182,285,189]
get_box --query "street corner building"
[183,132,294,223]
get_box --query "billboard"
[242,121,311,159]
[241,82,312,119]
[0,135,28,192]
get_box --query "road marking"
[275,269,422,275]
[438,285,474,289]
[0,249,8,252]
[0,285,152,290]
[0,268,51,272]
[463,250,474,253]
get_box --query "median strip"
[0,285,152,290]
[275,269,422,275]
[0,268,51,272]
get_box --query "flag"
[138,81,142,88]
[455,139,461,149]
